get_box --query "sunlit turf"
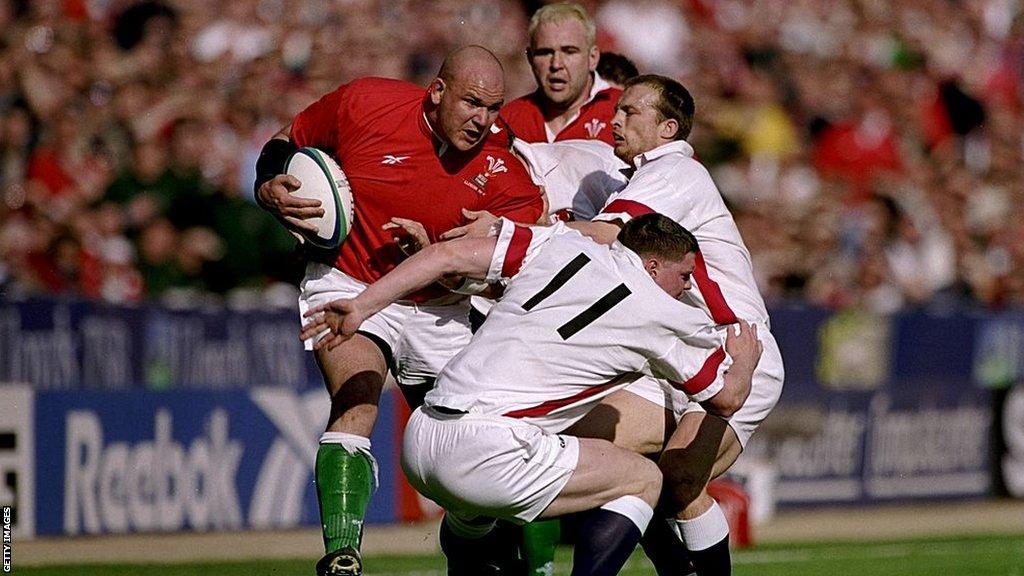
[19,533,1024,576]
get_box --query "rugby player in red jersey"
[501,2,620,145]
[253,46,543,576]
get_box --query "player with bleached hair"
[302,213,763,576]
[497,4,628,569]
[502,2,620,145]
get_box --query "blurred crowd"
[0,0,1021,312]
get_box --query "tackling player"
[494,5,625,568]
[253,46,544,576]
[570,74,786,576]
[301,214,763,576]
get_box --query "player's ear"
[588,45,599,71]
[644,258,659,278]
[658,118,679,141]
[429,78,446,106]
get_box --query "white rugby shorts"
[298,263,472,387]
[617,324,783,448]
[401,406,580,523]
[681,325,784,447]
[621,377,689,423]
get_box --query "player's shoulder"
[501,92,543,116]
[517,223,599,271]
[344,76,421,95]
[592,85,622,104]
[480,117,518,153]
[641,143,711,179]
[515,220,586,248]
[334,77,425,126]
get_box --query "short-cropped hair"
[624,75,695,140]
[617,213,699,261]
[528,2,596,48]
[597,52,639,86]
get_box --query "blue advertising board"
[0,297,319,390]
[32,388,403,536]
[2,296,1021,536]
[742,308,993,506]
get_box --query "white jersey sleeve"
[487,218,570,284]
[512,139,628,221]
[593,157,723,233]
[647,324,732,403]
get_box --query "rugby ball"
[283,147,355,249]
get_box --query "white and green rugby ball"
[283,147,355,249]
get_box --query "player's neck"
[421,108,450,156]
[542,74,595,129]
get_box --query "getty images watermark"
[2,506,10,573]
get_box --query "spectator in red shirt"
[812,92,903,204]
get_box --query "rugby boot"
[316,546,362,576]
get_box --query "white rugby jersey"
[426,219,732,433]
[471,140,630,316]
[593,141,770,327]
[512,138,629,222]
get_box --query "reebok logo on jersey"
[584,118,606,139]
[381,154,410,165]
[464,155,508,194]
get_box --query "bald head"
[438,45,504,87]
[427,46,507,152]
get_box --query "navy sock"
[438,516,522,576]
[690,535,730,576]
[570,509,644,576]
[640,519,696,576]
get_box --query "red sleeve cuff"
[501,225,533,278]
[600,199,656,219]
[676,346,726,396]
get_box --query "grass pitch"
[18,533,1024,575]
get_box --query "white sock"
[678,501,730,551]
[600,495,654,532]
[319,431,379,490]
[320,431,371,451]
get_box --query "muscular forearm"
[700,366,753,418]
[567,219,622,245]
[355,237,497,313]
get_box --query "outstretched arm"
[567,219,622,245]
[300,235,498,350]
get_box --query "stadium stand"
[0,0,1021,310]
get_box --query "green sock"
[316,443,374,553]
[522,518,561,576]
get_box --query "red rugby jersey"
[290,77,543,302]
[501,75,620,145]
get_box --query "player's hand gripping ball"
[283,147,355,249]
